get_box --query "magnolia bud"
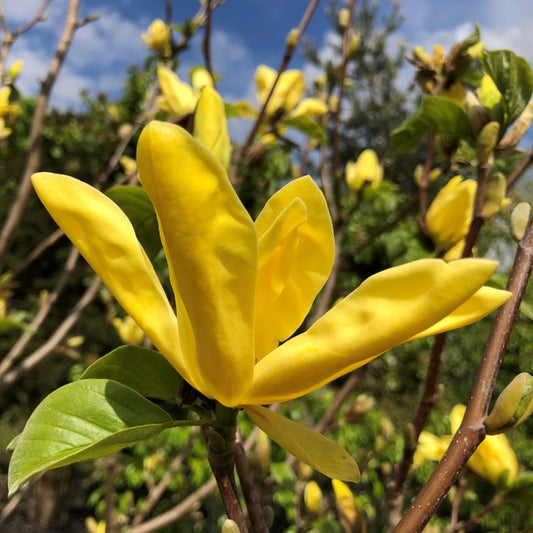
[476,121,500,165]
[338,8,350,28]
[481,172,508,218]
[485,373,533,435]
[464,91,489,138]
[348,33,360,56]
[285,28,299,54]
[414,165,442,187]
[304,481,323,513]
[221,519,240,533]
[510,202,531,241]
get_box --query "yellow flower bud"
[348,33,361,56]
[141,19,171,57]
[510,202,531,242]
[411,45,433,67]
[119,155,137,175]
[481,172,510,218]
[485,373,533,435]
[338,8,350,28]
[345,149,383,192]
[304,481,323,513]
[285,28,299,54]
[414,165,441,187]
[426,176,476,251]
[112,315,145,345]
[476,121,500,165]
[478,74,502,112]
[7,59,23,81]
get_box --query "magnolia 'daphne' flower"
[157,65,213,117]
[415,405,518,486]
[32,121,509,480]
[345,149,383,192]
[141,19,172,57]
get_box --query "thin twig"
[395,216,533,532]
[202,0,214,82]
[0,0,86,269]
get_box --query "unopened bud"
[414,164,441,187]
[482,172,508,218]
[510,202,531,241]
[304,481,323,513]
[348,33,360,56]
[338,8,350,28]
[6,59,23,81]
[411,45,433,66]
[285,28,299,54]
[221,519,240,533]
[475,121,500,165]
[464,91,489,138]
[485,373,533,434]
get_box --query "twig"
[0,0,86,269]
[202,0,214,82]
[0,275,102,391]
[446,474,468,533]
[0,247,80,375]
[395,215,533,532]
[131,428,200,526]
[104,455,117,533]
[230,0,320,183]
[235,429,268,533]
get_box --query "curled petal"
[31,173,187,381]
[254,176,334,359]
[245,258,501,404]
[137,121,257,407]
[245,405,359,482]
[408,285,511,340]
[288,98,329,118]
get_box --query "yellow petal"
[288,97,329,118]
[137,121,257,407]
[413,431,450,466]
[255,65,305,116]
[245,258,500,404]
[31,173,187,379]
[194,86,232,171]
[254,176,334,359]
[190,67,214,93]
[244,405,360,482]
[157,66,197,116]
[450,405,518,485]
[408,285,511,340]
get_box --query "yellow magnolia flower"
[450,404,518,486]
[157,65,214,117]
[0,117,12,140]
[255,64,327,120]
[141,19,171,57]
[426,176,476,251]
[415,405,518,486]
[32,121,509,480]
[345,149,383,192]
[112,315,145,345]
[119,155,137,175]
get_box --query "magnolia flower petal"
[288,98,329,118]
[409,285,510,340]
[194,86,232,171]
[254,176,334,359]
[245,405,360,482]
[31,173,187,380]
[137,121,257,407]
[246,258,500,404]
[157,66,197,116]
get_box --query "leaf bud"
[475,121,500,165]
[485,373,533,435]
[510,202,531,242]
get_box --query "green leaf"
[8,379,173,495]
[80,345,182,402]
[481,50,533,128]
[224,100,257,119]
[283,115,327,143]
[390,96,472,153]
[106,186,161,260]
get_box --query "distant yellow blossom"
[141,19,171,57]
[345,149,383,192]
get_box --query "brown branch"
[131,428,200,526]
[0,275,102,392]
[0,247,80,376]
[0,0,86,269]
[235,429,268,533]
[395,216,533,532]
[230,0,320,183]
[202,0,214,82]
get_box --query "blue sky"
[4,0,533,111]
